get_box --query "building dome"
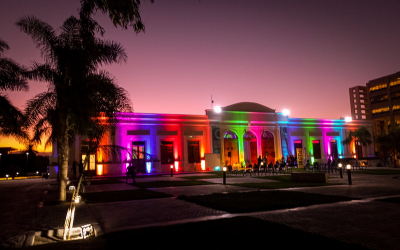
[222,102,275,113]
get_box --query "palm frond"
[16,16,58,64]
[0,94,29,143]
[25,91,57,127]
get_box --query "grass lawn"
[81,189,172,203]
[230,174,342,189]
[100,216,367,250]
[353,169,400,175]
[179,171,240,179]
[130,180,214,188]
[178,190,355,213]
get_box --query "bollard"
[338,163,343,179]
[346,164,352,185]
[222,167,227,185]
[170,165,173,177]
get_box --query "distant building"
[53,102,374,176]
[366,71,400,136]
[349,86,370,121]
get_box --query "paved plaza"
[0,169,399,249]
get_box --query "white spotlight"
[214,106,222,113]
[345,116,352,122]
[282,109,290,116]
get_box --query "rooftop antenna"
[211,95,214,109]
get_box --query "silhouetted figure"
[126,163,136,183]
[72,161,77,179]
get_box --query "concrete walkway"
[1,169,399,249]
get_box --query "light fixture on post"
[346,164,352,185]
[222,166,227,185]
[338,163,343,178]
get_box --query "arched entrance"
[243,131,257,165]
[224,131,239,166]
[261,131,275,164]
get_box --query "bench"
[291,172,328,183]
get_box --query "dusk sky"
[1,0,400,151]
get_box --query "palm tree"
[376,128,400,167]
[79,0,150,32]
[342,126,372,159]
[17,15,132,201]
[0,39,29,142]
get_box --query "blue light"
[214,166,221,171]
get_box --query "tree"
[0,39,29,142]
[17,15,132,201]
[79,0,152,32]
[342,126,372,159]
[376,128,400,166]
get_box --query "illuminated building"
[349,86,369,120]
[53,102,374,175]
[350,71,400,138]
[367,71,400,136]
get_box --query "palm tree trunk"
[58,135,70,201]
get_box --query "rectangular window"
[360,94,364,98]
[360,99,364,103]
[359,90,363,92]
[356,115,359,119]
[354,105,357,108]
[361,105,365,108]
[353,89,355,92]
[188,141,200,163]
[312,140,321,159]
[361,110,366,114]
[362,115,366,119]
[354,99,357,103]
[355,110,358,113]
[353,94,356,98]
[160,141,174,164]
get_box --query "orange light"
[201,160,205,170]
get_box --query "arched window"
[243,131,256,139]
[224,131,238,139]
[262,130,274,139]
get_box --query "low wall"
[291,172,328,183]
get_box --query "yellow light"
[170,165,173,169]
[346,164,351,169]
[223,167,227,171]
[338,163,342,168]
[97,165,103,175]
[201,160,205,170]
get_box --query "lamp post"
[338,163,343,178]
[26,152,29,174]
[222,167,227,185]
[347,164,352,185]
[0,153,2,171]
[170,165,173,177]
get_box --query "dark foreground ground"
[1,168,400,249]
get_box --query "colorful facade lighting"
[146,162,151,173]
[201,160,205,170]
[97,165,103,175]
[174,161,179,171]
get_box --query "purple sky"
[1,0,400,150]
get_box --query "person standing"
[72,161,77,179]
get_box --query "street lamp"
[170,165,173,177]
[26,152,29,174]
[222,166,227,185]
[347,164,352,185]
[282,109,290,116]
